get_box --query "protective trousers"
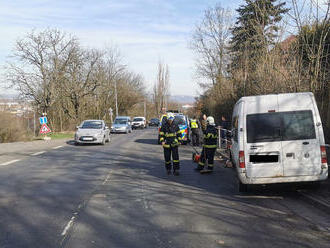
[163,146,180,171]
[198,148,216,168]
[191,128,200,146]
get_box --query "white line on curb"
[53,146,63,149]
[31,151,46,156]
[61,216,76,236]
[0,159,21,166]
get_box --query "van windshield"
[247,110,316,143]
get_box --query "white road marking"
[234,195,283,200]
[61,216,76,236]
[31,151,46,156]
[0,159,21,166]
[53,146,63,149]
[102,172,112,185]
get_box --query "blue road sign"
[39,117,48,125]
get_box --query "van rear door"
[245,112,283,178]
[244,96,283,178]
[280,110,321,176]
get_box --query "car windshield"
[247,110,316,143]
[174,115,186,126]
[151,118,159,122]
[114,119,127,125]
[81,121,103,129]
[133,118,143,121]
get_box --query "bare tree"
[153,62,170,115]
[190,4,233,86]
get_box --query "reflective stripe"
[204,133,217,139]
[173,160,180,163]
[159,132,165,135]
[159,137,164,142]
[176,131,182,134]
[208,163,214,167]
[165,161,171,165]
[165,133,176,137]
[203,144,217,148]
[199,162,205,166]
[163,144,170,148]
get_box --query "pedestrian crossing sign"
[39,124,51,134]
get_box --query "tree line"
[4,29,148,131]
[190,0,330,141]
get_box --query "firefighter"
[159,113,182,175]
[196,116,218,172]
[190,116,200,146]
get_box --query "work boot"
[195,165,204,171]
[173,170,180,176]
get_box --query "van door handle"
[302,142,309,145]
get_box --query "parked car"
[174,114,190,145]
[111,117,132,134]
[132,117,146,129]
[230,92,328,192]
[75,120,110,145]
[148,118,160,127]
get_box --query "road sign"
[39,124,51,134]
[39,117,48,125]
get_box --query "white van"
[230,92,328,192]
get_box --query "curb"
[297,190,330,215]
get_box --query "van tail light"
[320,146,327,167]
[239,151,245,168]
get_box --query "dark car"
[149,118,160,127]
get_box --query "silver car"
[111,118,132,134]
[75,120,110,145]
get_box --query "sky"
[0,0,244,96]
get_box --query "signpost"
[39,124,51,134]
[39,116,48,125]
[39,114,51,137]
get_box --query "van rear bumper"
[239,172,328,185]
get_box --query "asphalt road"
[0,128,330,248]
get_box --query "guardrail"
[216,127,231,150]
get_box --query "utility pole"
[144,100,146,118]
[115,80,118,116]
[33,108,36,137]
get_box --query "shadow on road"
[134,138,159,145]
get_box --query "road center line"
[0,159,21,166]
[31,151,46,156]
[53,146,63,149]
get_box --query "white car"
[75,120,110,145]
[132,117,146,129]
[230,92,328,192]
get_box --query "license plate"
[83,137,93,141]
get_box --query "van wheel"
[239,181,248,193]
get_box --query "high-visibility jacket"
[159,122,182,148]
[190,119,199,129]
[203,125,218,148]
